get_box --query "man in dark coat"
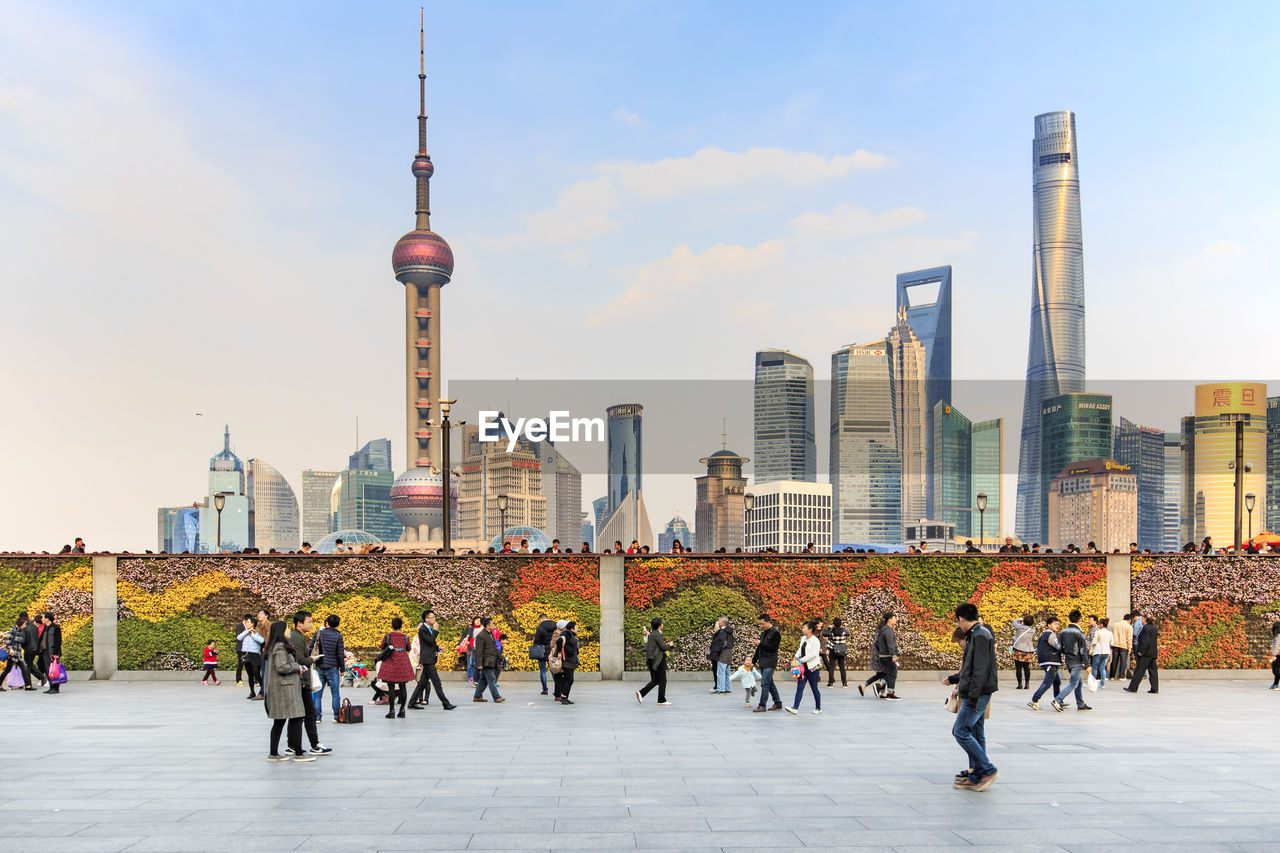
[952,602,998,791]
[532,613,558,696]
[408,609,456,710]
[39,613,63,694]
[22,613,41,687]
[709,618,735,693]
[751,614,783,712]
[1124,617,1160,694]
[472,618,504,702]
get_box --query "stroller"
[341,652,369,689]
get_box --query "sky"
[2,1,1279,551]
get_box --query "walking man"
[1028,616,1062,710]
[1125,617,1160,694]
[39,613,62,694]
[824,618,849,687]
[709,617,734,694]
[637,618,673,706]
[1052,610,1092,712]
[472,618,504,703]
[751,614,783,712]
[1109,613,1133,680]
[408,609,456,710]
[310,614,345,721]
[532,612,557,696]
[952,602,998,791]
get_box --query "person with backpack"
[636,618,673,706]
[532,612,558,696]
[552,621,579,704]
[823,618,849,688]
[1028,616,1063,710]
[860,612,901,700]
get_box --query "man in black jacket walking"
[1124,617,1160,694]
[952,602,998,791]
[408,609,456,710]
[751,614,783,712]
[472,618,504,703]
[532,613,557,696]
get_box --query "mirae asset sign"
[478,411,605,452]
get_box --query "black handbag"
[529,643,547,660]
[337,698,364,724]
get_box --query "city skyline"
[4,3,1279,551]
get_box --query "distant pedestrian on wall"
[1124,617,1160,694]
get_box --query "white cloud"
[788,204,926,238]
[612,108,642,127]
[482,177,620,252]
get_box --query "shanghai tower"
[1014,111,1086,543]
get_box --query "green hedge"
[117,616,237,671]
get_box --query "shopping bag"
[944,693,960,713]
[337,698,364,724]
[1086,672,1098,693]
[47,659,68,685]
[6,667,24,688]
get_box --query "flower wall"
[0,556,95,670]
[114,555,601,672]
[622,555,1108,672]
[1131,556,1280,669]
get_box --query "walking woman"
[1270,622,1280,690]
[1011,615,1036,689]
[636,618,673,706]
[263,620,313,762]
[786,620,823,715]
[553,620,580,704]
[860,612,901,700]
[377,617,415,718]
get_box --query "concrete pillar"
[91,556,118,680]
[598,554,625,680]
[1105,555,1132,626]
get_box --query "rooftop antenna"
[722,418,728,451]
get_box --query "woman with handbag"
[552,621,580,704]
[785,620,823,715]
[263,620,313,762]
[377,617,415,719]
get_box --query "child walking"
[729,660,760,707]
[202,640,221,685]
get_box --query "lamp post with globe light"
[213,492,229,554]
[976,493,988,550]
[1246,493,1256,543]
[743,492,755,553]
[497,494,508,547]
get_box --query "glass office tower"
[606,404,643,518]
[1162,432,1182,552]
[1039,393,1112,542]
[831,342,901,545]
[1113,418,1166,551]
[1269,397,1280,535]
[753,349,816,484]
[349,438,393,472]
[247,459,301,552]
[933,401,1003,542]
[1016,111,1087,544]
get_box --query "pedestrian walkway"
[4,679,1279,851]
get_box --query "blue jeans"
[756,666,781,708]
[792,667,821,710]
[473,667,501,699]
[1055,663,1085,706]
[466,650,476,681]
[1031,666,1061,702]
[1091,654,1109,686]
[538,658,548,691]
[952,694,995,781]
[313,666,341,719]
[715,661,730,692]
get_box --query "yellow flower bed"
[496,600,599,672]
[29,562,94,612]
[322,595,407,649]
[118,571,242,623]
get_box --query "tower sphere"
[412,155,434,179]
[392,228,454,287]
[390,466,447,530]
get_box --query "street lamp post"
[497,494,508,548]
[440,398,457,555]
[1246,492,1256,543]
[213,492,228,554]
[743,492,755,553]
[976,493,988,550]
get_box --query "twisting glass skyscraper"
[1015,110,1086,543]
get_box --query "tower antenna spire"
[419,7,425,118]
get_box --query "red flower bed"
[508,557,600,606]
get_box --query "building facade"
[896,265,953,516]
[246,459,300,552]
[1162,432,1182,552]
[1039,393,1112,544]
[581,512,594,551]
[658,513,693,553]
[932,402,1003,542]
[1016,110,1088,544]
[331,468,400,543]
[1180,416,1196,547]
[1113,418,1166,551]
[456,422,547,545]
[752,349,816,484]
[887,310,929,535]
[349,438,393,472]
[1269,397,1280,535]
[606,403,643,519]
[1047,458,1137,553]
[745,480,832,553]
[197,426,251,553]
[695,449,748,553]
[830,342,901,546]
[532,439,582,546]
[1188,382,1267,547]
[301,470,340,546]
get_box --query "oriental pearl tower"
[389,12,454,544]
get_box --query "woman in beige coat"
[264,620,312,762]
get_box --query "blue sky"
[2,1,1277,550]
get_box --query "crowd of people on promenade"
[0,611,63,694]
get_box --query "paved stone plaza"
[4,676,1279,852]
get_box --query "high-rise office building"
[753,349,815,484]
[1039,393,1113,542]
[581,512,594,551]
[606,404,643,518]
[1269,397,1280,535]
[745,481,832,553]
[598,490,654,551]
[1188,382,1267,547]
[897,265,953,516]
[887,310,929,534]
[456,422,547,544]
[658,513,692,553]
[1113,418,1166,551]
[831,342,901,546]
[198,426,251,553]
[157,506,188,553]
[1162,432,1182,552]
[301,470,340,546]
[1016,111,1087,544]
[532,439,582,546]
[1047,458,1137,553]
[390,16,455,543]
[246,459,300,552]
[932,402,1003,542]
[331,469,401,543]
[349,438,393,472]
[592,496,609,544]
[1180,416,1196,546]
[695,447,748,553]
